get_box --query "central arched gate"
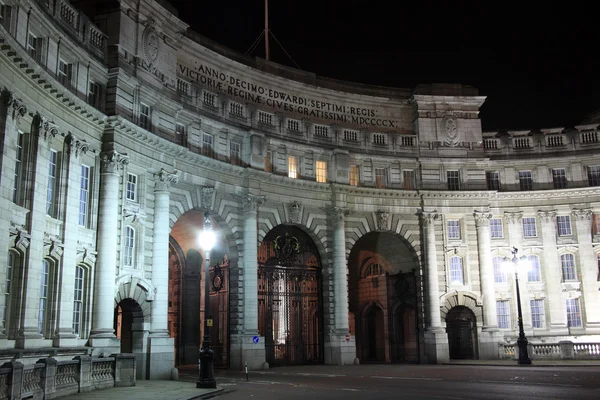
[258,227,324,366]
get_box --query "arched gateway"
[257,226,324,366]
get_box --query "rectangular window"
[447,170,460,191]
[552,168,567,189]
[316,161,327,183]
[593,214,600,235]
[88,81,100,108]
[202,133,214,158]
[288,156,298,179]
[403,170,416,190]
[519,170,533,191]
[350,165,359,187]
[490,218,503,238]
[139,103,150,130]
[530,299,545,329]
[126,173,137,201]
[527,255,541,282]
[123,226,135,267]
[561,254,576,282]
[486,171,500,190]
[449,256,464,285]
[522,217,537,238]
[375,168,387,189]
[447,220,461,240]
[73,266,84,335]
[496,300,511,329]
[0,4,13,33]
[588,166,600,187]
[566,298,582,328]
[13,130,24,204]
[175,123,186,146]
[46,149,58,216]
[39,260,50,334]
[557,215,572,236]
[78,165,90,227]
[264,151,272,172]
[27,33,39,61]
[493,257,507,283]
[57,59,72,87]
[230,142,241,166]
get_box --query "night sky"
[168,1,600,132]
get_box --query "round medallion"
[143,28,159,64]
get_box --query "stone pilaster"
[503,211,523,249]
[147,169,178,379]
[571,209,600,332]
[89,150,128,351]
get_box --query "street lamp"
[197,211,217,388]
[505,247,532,365]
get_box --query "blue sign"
[252,336,259,344]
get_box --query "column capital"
[153,168,179,192]
[537,210,557,223]
[32,112,59,143]
[474,211,492,227]
[100,150,129,174]
[242,193,265,213]
[2,88,27,123]
[420,211,440,226]
[571,208,592,221]
[504,211,523,224]
[64,132,89,159]
[326,205,349,222]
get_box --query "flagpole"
[265,0,270,61]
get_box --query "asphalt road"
[180,364,600,400]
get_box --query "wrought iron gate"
[257,229,324,366]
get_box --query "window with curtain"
[527,255,541,282]
[123,226,135,267]
[449,256,464,284]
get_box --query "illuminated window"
[375,168,387,188]
[316,161,327,183]
[39,260,50,334]
[490,218,503,238]
[530,299,545,329]
[496,300,510,329]
[364,263,383,278]
[561,254,576,281]
[288,156,298,179]
[566,298,582,328]
[493,256,507,283]
[123,226,135,267]
[449,256,464,284]
[350,165,359,187]
[527,255,541,282]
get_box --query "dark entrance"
[365,304,385,361]
[446,306,477,359]
[208,256,230,368]
[258,226,324,366]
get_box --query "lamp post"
[507,247,532,365]
[197,211,217,388]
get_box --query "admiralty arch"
[1,0,599,380]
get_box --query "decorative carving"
[201,186,215,210]
[273,233,301,267]
[326,206,349,222]
[77,243,97,266]
[153,168,179,191]
[32,113,59,142]
[2,89,27,123]
[571,208,592,221]
[100,150,129,174]
[242,194,265,213]
[9,225,30,252]
[211,255,229,293]
[124,210,146,226]
[420,211,440,226]
[289,201,301,224]
[537,210,557,223]
[504,211,523,224]
[473,211,492,227]
[64,132,89,158]
[142,20,159,65]
[442,111,459,147]
[376,210,390,231]
[45,236,64,260]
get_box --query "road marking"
[373,376,443,381]
[476,380,581,388]
[339,388,361,392]
[294,373,347,377]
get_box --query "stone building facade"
[1,0,599,379]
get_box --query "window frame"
[315,160,327,183]
[447,170,460,191]
[403,169,416,190]
[527,255,542,282]
[139,103,151,130]
[519,170,533,191]
[496,300,511,329]
[486,171,500,190]
[560,253,577,282]
[288,156,298,179]
[566,298,582,328]
[522,217,537,238]
[375,168,387,189]
[78,164,91,227]
[552,168,567,189]
[447,220,461,240]
[73,265,84,336]
[493,256,507,283]
[530,299,545,329]
[449,256,464,285]
[490,218,504,238]
[123,226,135,267]
[126,172,137,202]
[588,165,600,187]
[230,141,241,166]
[46,149,58,217]
[556,215,572,236]
[350,165,359,187]
[39,259,50,335]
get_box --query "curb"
[187,388,225,400]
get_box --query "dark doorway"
[392,305,418,362]
[365,304,385,362]
[114,298,143,354]
[446,306,477,359]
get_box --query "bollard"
[245,360,249,381]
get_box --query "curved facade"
[1,0,599,379]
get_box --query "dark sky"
[168,1,600,132]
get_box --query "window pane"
[523,217,537,237]
[447,220,460,239]
[527,255,541,282]
[47,150,58,216]
[126,173,137,201]
[493,257,506,283]
[375,168,387,188]
[530,299,545,328]
[403,170,416,190]
[552,168,567,189]
[519,171,533,191]
[447,170,460,191]
[288,156,298,179]
[350,165,359,187]
[566,298,582,328]
[79,165,90,226]
[316,161,327,183]
[486,171,500,190]
[449,256,463,284]
[490,218,503,238]
[557,215,572,236]
[496,300,510,329]
[561,254,576,281]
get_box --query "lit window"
[493,256,507,283]
[316,161,327,183]
[139,103,150,130]
[522,217,537,237]
[13,130,24,204]
[73,266,84,335]
[486,171,500,190]
[403,170,416,190]
[588,166,600,187]
[202,133,214,158]
[264,151,272,172]
[557,215,572,236]
[39,260,50,334]
[566,298,582,328]
[527,255,541,282]
[449,256,463,285]
[288,156,298,179]
[519,171,533,191]
[496,300,511,329]
[490,218,503,238]
[593,214,600,235]
[552,168,567,189]
[123,226,135,267]
[47,149,58,216]
[350,165,359,187]
[561,254,576,282]
[530,299,545,329]
[126,173,137,201]
[447,170,460,191]
[447,220,460,240]
[230,142,241,166]
[364,263,383,278]
[375,168,387,188]
[79,165,90,226]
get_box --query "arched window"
[123,226,135,267]
[561,254,576,282]
[73,266,84,336]
[39,259,50,335]
[527,255,541,282]
[449,256,464,285]
[492,256,506,283]
[364,263,383,278]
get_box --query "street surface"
[180,363,600,400]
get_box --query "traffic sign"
[252,336,260,344]
[345,333,351,341]
[207,319,213,327]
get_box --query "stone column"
[147,169,178,379]
[421,211,448,364]
[474,211,502,359]
[89,150,128,350]
[537,210,567,333]
[571,209,600,332]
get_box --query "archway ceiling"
[349,232,415,275]
[170,209,228,261]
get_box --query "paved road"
[180,364,600,400]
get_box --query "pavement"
[59,359,600,400]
